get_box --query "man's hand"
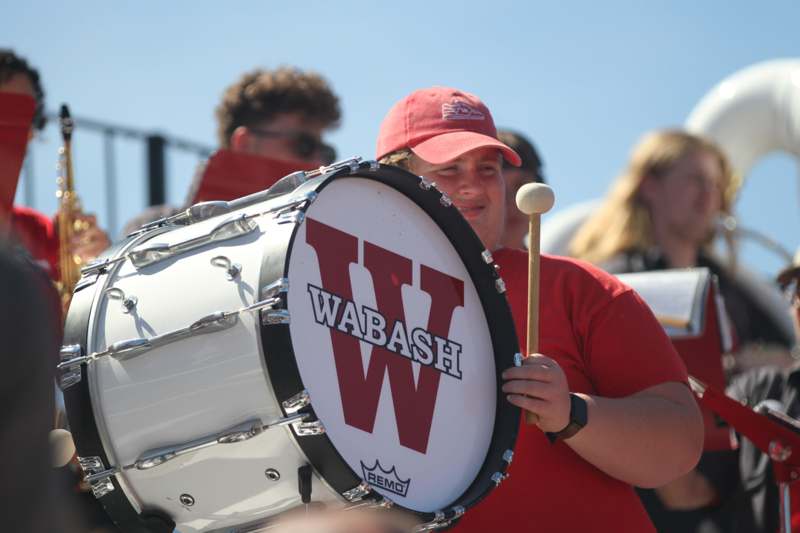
[502,354,572,433]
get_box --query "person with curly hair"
[216,66,341,166]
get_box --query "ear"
[230,126,250,152]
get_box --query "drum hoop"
[259,161,520,522]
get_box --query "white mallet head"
[49,428,76,468]
[515,183,555,215]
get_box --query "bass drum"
[58,160,520,532]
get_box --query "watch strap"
[545,393,588,443]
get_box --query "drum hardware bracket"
[105,287,138,313]
[58,344,83,389]
[77,456,116,498]
[130,415,309,471]
[413,507,466,532]
[210,255,242,280]
[495,277,507,294]
[74,272,99,292]
[419,177,433,191]
[275,210,305,226]
[281,391,325,435]
[342,481,372,503]
[282,390,311,414]
[138,201,233,233]
[261,277,289,299]
[129,214,258,269]
[371,496,395,509]
[81,255,127,277]
[503,449,514,464]
[261,309,290,325]
[57,297,284,382]
[491,472,509,486]
[291,419,325,436]
[439,192,453,208]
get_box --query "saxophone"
[55,104,84,312]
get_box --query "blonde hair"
[379,149,414,170]
[570,129,739,264]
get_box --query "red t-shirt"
[452,249,689,533]
[9,205,59,280]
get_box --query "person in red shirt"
[0,49,109,280]
[376,86,704,532]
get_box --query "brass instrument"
[55,104,84,312]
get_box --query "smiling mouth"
[457,205,484,220]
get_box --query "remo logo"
[304,217,465,454]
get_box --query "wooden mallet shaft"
[515,183,555,424]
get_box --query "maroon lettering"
[305,218,464,454]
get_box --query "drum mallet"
[515,183,555,424]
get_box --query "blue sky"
[6,0,800,277]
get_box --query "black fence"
[19,111,213,238]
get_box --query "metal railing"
[19,111,213,238]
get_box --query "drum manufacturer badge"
[360,459,411,498]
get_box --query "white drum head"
[287,177,496,512]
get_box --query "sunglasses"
[248,127,337,165]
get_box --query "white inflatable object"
[686,59,800,177]
[540,200,599,257]
[541,59,800,344]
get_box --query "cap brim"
[410,131,522,167]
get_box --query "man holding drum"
[375,86,704,532]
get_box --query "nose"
[454,167,484,199]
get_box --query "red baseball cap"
[376,87,521,167]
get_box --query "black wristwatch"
[545,393,588,443]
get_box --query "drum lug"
[276,210,305,226]
[481,250,494,264]
[282,390,311,414]
[81,256,125,277]
[495,277,507,293]
[261,309,290,325]
[439,192,453,208]
[261,278,289,299]
[419,177,433,191]
[413,507,465,532]
[74,272,99,292]
[129,214,258,269]
[513,353,523,367]
[503,449,514,464]
[342,481,372,503]
[281,390,324,435]
[77,456,116,499]
[291,419,326,437]
[491,471,509,486]
[58,344,83,389]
